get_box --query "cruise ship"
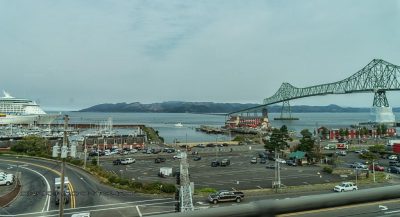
[0,91,60,125]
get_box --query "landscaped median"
[0,179,21,207]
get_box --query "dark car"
[389,161,400,167]
[113,159,123,165]
[89,152,98,157]
[388,166,400,174]
[155,157,166,163]
[211,160,220,167]
[260,158,267,164]
[193,156,202,161]
[55,190,70,205]
[286,160,297,166]
[258,152,267,159]
[196,144,205,148]
[207,143,216,147]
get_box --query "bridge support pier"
[274,101,299,120]
[371,90,395,124]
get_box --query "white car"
[173,154,183,159]
[334,182,358,192]
[130,149,138,154]
[388,155,398,160]
[0,172,14,180]
[275,158,286,164]
[0,176,14,186]
[121,158,135,165]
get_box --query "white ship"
[0,91,60,125]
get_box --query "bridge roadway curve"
[0,156,175,217]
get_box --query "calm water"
[51,112,400,143]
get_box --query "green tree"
[320,126,329,140]
[376,124,387,136]
[264,128,288,152]
[297,129,315,153]
[359,152,379,162]
[11,136,49,156]
[368,144,386,154]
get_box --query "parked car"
[211,160,220,167]
[196,144,205,148]
[275,158,286,164]
[388,166,400,174]
[155,157,166,163]
[265,163,275,169]
[334,182,358,192]
[388,155,398,160]
[130,149,138,154]
[193,156,202,161]
[119,150,129,155]
[336,150,347,156]
[121,158,135,165]
[369,164,384,171]
[259,158,267,164]
[250,157,257,164]
[173,154,183,159]
[389,161,400,166]
[286,160,297,166]
[206,143,216,147]
[221,159,230,166]
[258,152,267,159]
[113,159,123,165]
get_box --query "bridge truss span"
[263,59,400,105]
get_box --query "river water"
[53,112,400,144]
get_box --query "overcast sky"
[0,0,399,111]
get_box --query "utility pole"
[59,115,68,217]
[52,115,76,217]
[83,136,87,169]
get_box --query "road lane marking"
[0,159,76,209]
[0,199,175,216]
[136,205,143,217]
[20,166,51,212]
[279,198,400,216]
[385,210,400,214]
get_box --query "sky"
[0,0,399,111]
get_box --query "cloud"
[0,0,399,110]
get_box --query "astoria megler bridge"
[230,59,400,124]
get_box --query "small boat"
[174,123,183,127]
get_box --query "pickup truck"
[208,190,244,204]
[0,176,14,186]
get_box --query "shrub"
[91,158,97,166]
[119,179,129,186]
[130,181,143,189]
[161,184,176,193]
[197,187,217,193]
[323,166,333,174]
[108,175,119,183]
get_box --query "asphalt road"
[0,156,175,217]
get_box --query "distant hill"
[78,102,381,113]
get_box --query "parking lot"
[96,144,345,191]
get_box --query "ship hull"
[0,115,38,125]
